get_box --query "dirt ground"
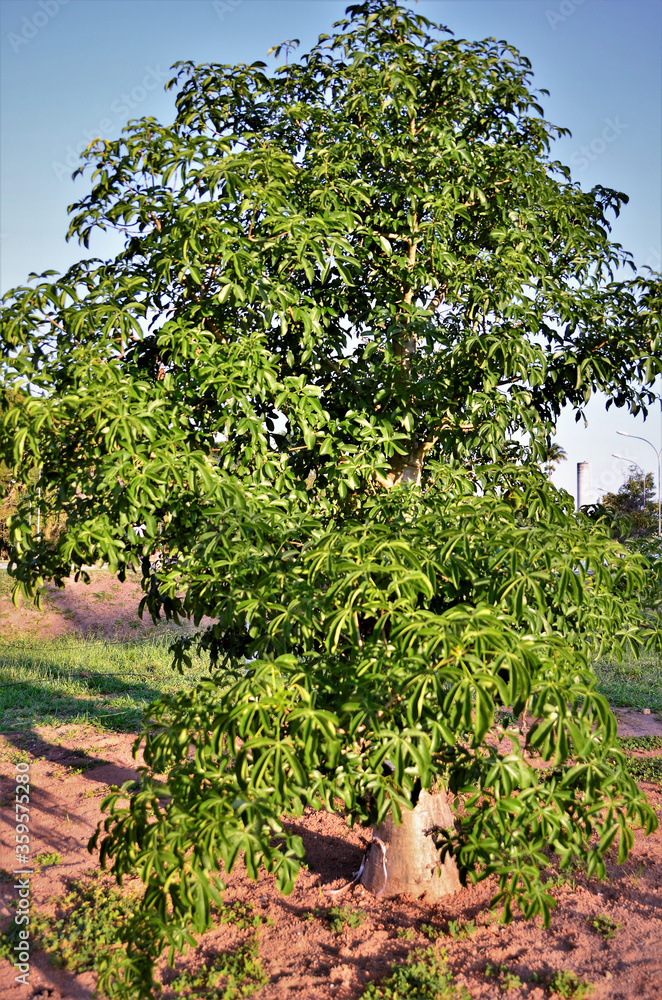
[1,574,661,999]
[0,568,162,641]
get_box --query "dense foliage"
[1,2,661,996]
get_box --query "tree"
[601,467,658,538]
[541,441,567,478]
[2,2,661,995]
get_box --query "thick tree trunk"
[359,790,461,900]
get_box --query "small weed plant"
[420,922,443,941]
[362,947,469,999]
[544,872,577,892]
[618,735,662,752]
[168,938,267,998]
[324,906,367,934]
[81,784,110,799]
[0,877,136,972]
[588,913,621,940]
[547,969,595,998]
[216,900,269,930]
[447,919,475,939]
[502,972,522,991]
[396,927,416,940]
[485,963,522,991]
[485,962,509,977]
[33,852,61,867]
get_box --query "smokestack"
[577,462,589,510]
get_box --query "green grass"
[0,572,14,599]
[593,654,662,714]
[621,756,662,786]
[0,633,213,734]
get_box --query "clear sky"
[1,0,661,502]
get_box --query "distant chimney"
[577,462,589,510]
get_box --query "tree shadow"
[23,952,94,1000]
[0,678,164,735]
[283,819,366,887]
[2,728,140,784]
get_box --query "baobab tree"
[2,2,661,995]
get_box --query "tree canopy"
[601,467,658,538]
[540,442,567,478]
[2,2,661,996]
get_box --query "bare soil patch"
[0,570,157,642]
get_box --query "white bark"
[360,790,461,900]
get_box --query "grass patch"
[0,876,137,971]
[0,877,269,995]
[593,655,662,714]
[622,756,662,786]
[618,735,662,752]
[361,947,469,999]
[0,633,213,734]
[168,938,268,998]
[607,734,662,789]
[0,570,18,600]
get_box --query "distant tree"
[541,441,567,478]
[601,467,657,538]
[0,461,18,558]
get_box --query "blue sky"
[1,0,661,501]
